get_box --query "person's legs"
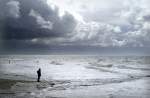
[37,76,40,82]
[39,76,41,82]
[37,75,41,82]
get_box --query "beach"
[0,55,150,98]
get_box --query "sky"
[0,0,150,55]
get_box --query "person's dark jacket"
[37,69,41,76]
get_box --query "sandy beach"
[0,77,150,98]
[0,55,150,98]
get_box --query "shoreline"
[0,78,36,90]
[0,77,150,98]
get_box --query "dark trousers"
[37,75,41,82]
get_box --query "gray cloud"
[65,0,150,47]
[6,0,20,18]
[29,9,53,30]
[0,0,77,40]
[0,0,150,54]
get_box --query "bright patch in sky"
[46,0,150,47]
[47,0,84,22]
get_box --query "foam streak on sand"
[0,55,150,98]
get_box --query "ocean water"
[0,55,150,81]
[0,55,150,98]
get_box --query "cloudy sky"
[0,0,150,55]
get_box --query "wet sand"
[0,77,150,98]
[0,55,150,98]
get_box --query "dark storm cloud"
[0,0,150,55]
[0,0,77,40]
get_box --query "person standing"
[37,68,41,82]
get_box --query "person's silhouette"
[37,68,41,82]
